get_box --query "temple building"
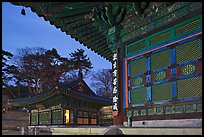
[8,78,112,126]
[10,2,202,127]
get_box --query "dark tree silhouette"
[91,69,112,98]
[2,50,13,88]
[69,49,93,79]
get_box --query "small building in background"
[8,78,112,126]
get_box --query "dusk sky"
[2,2,112,89]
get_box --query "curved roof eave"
[10,2,113,62]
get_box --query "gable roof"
[8,78,112,108]
[58,78,96,96]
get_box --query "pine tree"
[69,49,93,79]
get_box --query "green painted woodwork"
[185,104,195,113]
[174,105,185,114]
[52,109,63,124]
[31,113,38,125]
[10,2,202,62]
[122,2,202,44]
[128,102,202,118]
[126,40,146,56]
[125,15,202,57]
[151,49,170,70]
[150,31,170,46]
[140,109,147,116]
[130,87,147,105]
[177,76,202,99]
[126,110,132,117]
[152,82,172,102]
[55,6,94,18]
[39,111,51,125]
[129,57,146,76]
[165,106,174,115]
[196,103,202,112]
[147,108,154,116]
[133,110,139,116]
[175,18,200,36]
[176,39,201,64]
[156,107,164,115]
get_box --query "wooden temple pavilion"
[10,2,202,127]
[8,78,112,126]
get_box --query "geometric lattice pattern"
[177,76,202,99]
[176,39,201,64]
[151,49,170,70]
[127,40,146,55]
[175,19,200,36]
[130,87,147,105]
[152,82,172,102]
[39,111,51,125]
[52,109,62,124]
[31,113,38,125]
[150,31,170,46]
[129,57,146,76]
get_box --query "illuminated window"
[76,110,89,125]
[65,109,69,125]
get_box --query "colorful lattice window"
[150,31,170,46]
[129,57,146,76]
[130,87,147,105]
[126,40,146,56]
[175,19,200,36]
[151,49,170,70]
[176,39,201,64]
[177,76,202,99]
[152,82,172,102]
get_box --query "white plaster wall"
[123,119,202,128]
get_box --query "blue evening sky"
[2,2,112,89]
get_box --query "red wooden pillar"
[113,47,124,126]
